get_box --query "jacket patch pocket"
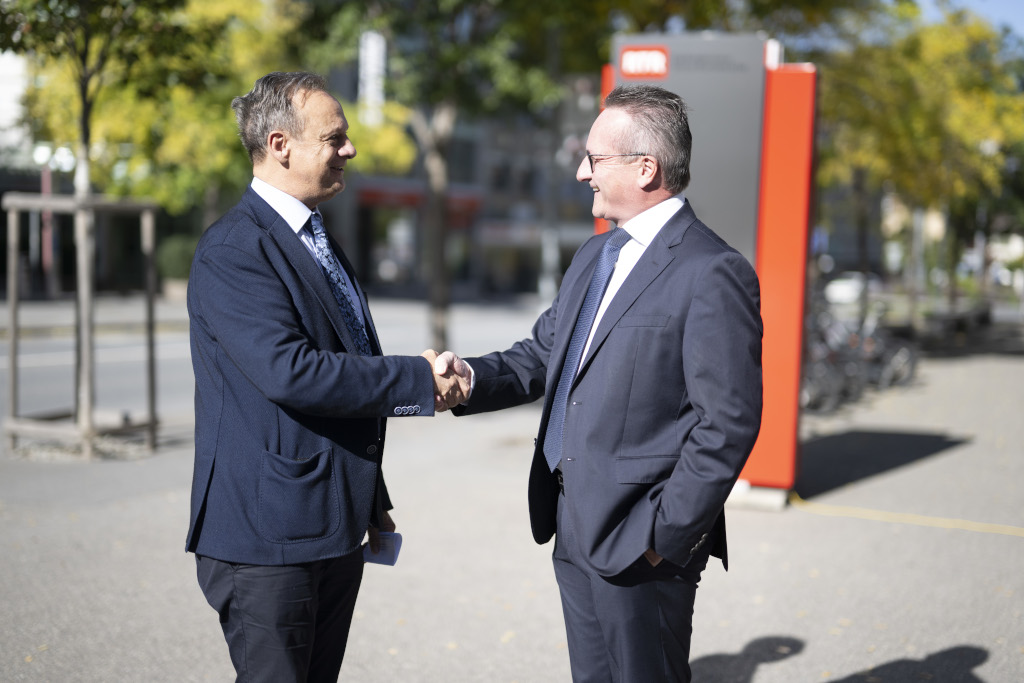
[617,314,669,328]
[258,448,340,543]
[615,455,679,484]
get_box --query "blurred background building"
[2,0,1023,317]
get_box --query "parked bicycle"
[800,290,918,414]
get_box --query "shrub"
[156,234,199,280]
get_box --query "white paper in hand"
[363,531,402,566]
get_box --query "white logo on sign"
[621,49,668,76]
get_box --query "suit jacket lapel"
[248,191,367,355]
[549,240,605,386]
[575,203,697,378]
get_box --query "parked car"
[823,271,884,305]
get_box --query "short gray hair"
[603,85,692,194]
[232,72,329,164]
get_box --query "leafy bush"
[156,234,199,280]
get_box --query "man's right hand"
[420,350,472,412]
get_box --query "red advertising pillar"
[605,36,817,501]
[741,64,817,491]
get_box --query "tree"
[14,0,298,218]
[306,1,561,350]
[302,0,886,351]
[2,0,200,448]
[1,0,191,198]
[13,0,418,221]
[818,6,1024,315]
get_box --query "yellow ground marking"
[789,492,1024,538]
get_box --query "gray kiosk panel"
[611,33,770,265]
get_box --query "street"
[0,295,1022,682]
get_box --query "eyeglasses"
[585,152,647,173]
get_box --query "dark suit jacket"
[185,187,434,565]
[458,202,762,576]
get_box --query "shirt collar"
[251,177,315,236]
[619,194,686,247]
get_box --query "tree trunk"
[423,147,450,351]
[74,83,96,457]
[410,103,457,352]
[946,219,961,312]
[852,167,871,327]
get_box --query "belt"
[554,467,564,494]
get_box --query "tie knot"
[605,227,631,254]
[310,210,326,236]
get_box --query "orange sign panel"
[741,64,817,490]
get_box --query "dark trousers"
[196,551,364,683]
[552,492,710,683]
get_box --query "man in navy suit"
[186,72,467,682]
[441,85,763,682]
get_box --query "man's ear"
[267,130,289,164]
[637,155,660,190]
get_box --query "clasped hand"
[420,349,472,412]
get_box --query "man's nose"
[576,156,591,182]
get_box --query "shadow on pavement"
[828,645,989,683]
[795,430,968,498]
[690,639,989,683]
[921,319,1024,358]
[689,636,804,682]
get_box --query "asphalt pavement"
[1,294,1022,682]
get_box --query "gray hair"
[603,85,692,194]
[232,72,329,164]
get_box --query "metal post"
[41,166,59,298]
[142,209,157,451]
[6,209,20,453]
[3,192,159,455]
[75,206,95,459]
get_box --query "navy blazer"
[185,188,435,565]
[458,202,763,576]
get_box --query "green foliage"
[15,0,312,213]
[957,271,981,299]
[343,100,417,177]
[0,0,188,69]
[303,0,887,119]
[296,0,900,349]
[818,8,1024,210]
[13,0,418,214]
[4,0,901,221]
[1,0,192,149]
[156,233,198,279]
[306,2,561,119]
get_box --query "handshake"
[420,350,472,412]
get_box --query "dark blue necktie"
[543,227,631,471]
[309,211,373,356]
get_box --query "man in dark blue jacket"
[444,85,763,682]
[186,71,466,682]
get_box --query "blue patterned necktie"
[543,227,631,471]
[309,211,373,356]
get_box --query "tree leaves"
[818,7,1024,210]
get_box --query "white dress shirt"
[578,194,686,368]
[250,177,366,328]
[462,195,685,398]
